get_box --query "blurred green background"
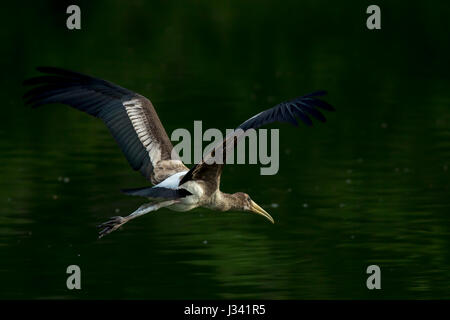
[1,0,450,299]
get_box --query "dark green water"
[1,1,450,299]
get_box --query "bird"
[23,67,334,238]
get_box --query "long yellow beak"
[250,200,274,224]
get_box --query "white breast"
[180,180,205,198]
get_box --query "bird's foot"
[97,216,128,239]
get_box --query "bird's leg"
[97,199,179,238]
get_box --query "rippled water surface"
[1,1,450,299]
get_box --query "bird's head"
[232,192,274,224]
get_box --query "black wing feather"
[179,91,334,186]
[23,67,174,182]
[238,92,334,130]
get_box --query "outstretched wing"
[179,91,335,189]
[23,67,188,184]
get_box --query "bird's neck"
[209,191,238,211]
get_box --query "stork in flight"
[23,67,334,238]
